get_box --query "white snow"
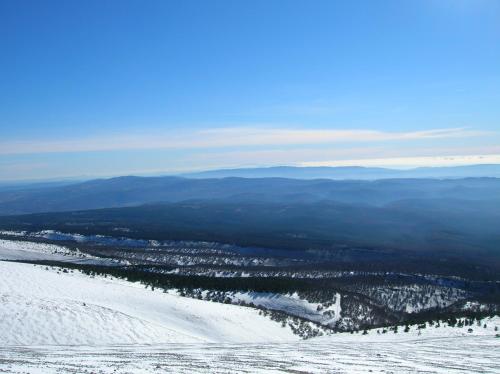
[0,260,297,346]
[1,327,499,373]
[0,246,498,373]
[0,239,93,262]
[231,291,342,325]
[0,230,150,246]
[0,238,126,265]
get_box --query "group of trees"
[21,259,499,337]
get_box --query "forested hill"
[1,198,499,276]
[0,175,499,216]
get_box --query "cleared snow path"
[1,335,499,373]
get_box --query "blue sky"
[1,0,499,181]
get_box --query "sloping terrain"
[0,259,499,373]
[0,261,298,346]
[0,238,119,264]
[2,198,498,279]
[1,177,499,281]
[2,234,498,334]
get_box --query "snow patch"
[230,291,342,326]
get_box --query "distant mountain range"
[1,166,499,275]
[0,174,499,216]
[183,164,500,180]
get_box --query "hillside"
[0,259,498,373]
[0,175,499,216]
[2,197,499,278]
[0,260,298,345]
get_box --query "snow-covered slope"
[0,261,298,345]
[0,260,499,373]
[0,238,111,264]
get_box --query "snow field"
[0,244,499,373]
[0,261,298,346]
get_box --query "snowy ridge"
[0,238,92,262]
[0,230,153,247]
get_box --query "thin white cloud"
[300,154,500,168]
[0,127,489,155]
[183,145,500,170]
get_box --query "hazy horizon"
[1,162,500,185]
[1,0,500,181]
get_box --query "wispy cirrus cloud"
[0,127,490,155]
